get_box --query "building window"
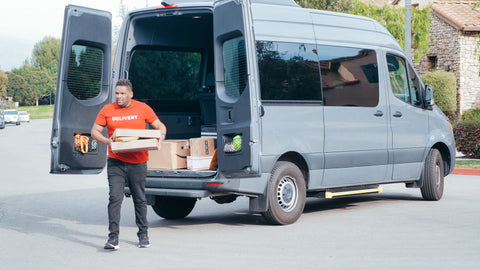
[426,55,437,70]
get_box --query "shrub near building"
[421,71,457,121]
[454,108,480,159]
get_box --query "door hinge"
[51,138,59,148]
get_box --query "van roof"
[156,0,299,7]
[130,0,402,52]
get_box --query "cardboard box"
[189,137,215,157]
[112,129,162,141]
[110,129,162,153]
[111,139,158,153]
[187,156,213,171]
[148,140,190,170]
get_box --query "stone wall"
[459,32,480,114]
[417,14,480,115]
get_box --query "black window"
[67,44,103,100]
[319,46,379,107]
[223,37,247,99]
[387,54,411,103]
[257,41,322,101]
[129,47,202,100]
[408,65,422,107]
[386,54,423,107]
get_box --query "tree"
[9,37,60,106]
[0,70,7,98]
[24,70,54,106]
[6,72,34,106]
[32,37,61,70]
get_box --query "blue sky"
[0,0,160,72]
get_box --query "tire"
[151,196,196,219]
[420,148,444,201]
[262,161,306,225]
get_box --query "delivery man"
[91,79,167,250]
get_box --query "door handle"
[374,110,383,117]
[393,111,403,118]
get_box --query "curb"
[451,168,480,176]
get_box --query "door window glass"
[387,54,411,103]
[319,46,379,107]
[223,36,247,99]
[408,65,422,106]
[67,44,103,100]
[256,41,322,101]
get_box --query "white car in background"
[3,109,20,125]
[18,111,30,122]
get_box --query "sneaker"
[104,235,119,250]
[138,234,150,248]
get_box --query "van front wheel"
[262,161,306,225]
[152,196,196,219]
[420,148,444,201]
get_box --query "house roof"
[431,1,480,32]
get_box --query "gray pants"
[107,158,148,238]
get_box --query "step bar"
[324,187,383,199]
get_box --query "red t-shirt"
[95,100,159,164]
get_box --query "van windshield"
[129,48,202,100]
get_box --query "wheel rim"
[435,162,441,187]
[276,176,298,212]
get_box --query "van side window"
[256,41,322,101]
[129,47,201,100]
[387,54,411,103]
[67,44,103,100]
[319,46,379,107]
[223,37,247,99]
[408,65,422,107]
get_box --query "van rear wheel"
[152,196,196,219]
[421,148,444,201]
[262,161,306,225]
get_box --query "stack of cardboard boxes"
[110,129,162,153]
[147,137,215,171]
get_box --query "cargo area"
[125,9,217,174]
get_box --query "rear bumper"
[127,171,270,199]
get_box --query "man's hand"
[91,123,111,145]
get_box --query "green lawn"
[455,159,480,169]
[18,105,54,120]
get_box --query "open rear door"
[214,0,261,177]
[50,5,112,174]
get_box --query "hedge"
[454,122,480,158]
[461,108,480,124]
[421,71,457,117]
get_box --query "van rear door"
[213,0,261,177]
[50,5,112,174]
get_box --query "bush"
[454,122,480,158]
[421,71,457,116]
[461,108,480,123]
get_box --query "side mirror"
[424,85,434,110]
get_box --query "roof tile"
[431,1,480,32]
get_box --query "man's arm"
[91,123,112,146]
[150,119,167,150]
[150,119,167,141]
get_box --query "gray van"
[50,0,456,225]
